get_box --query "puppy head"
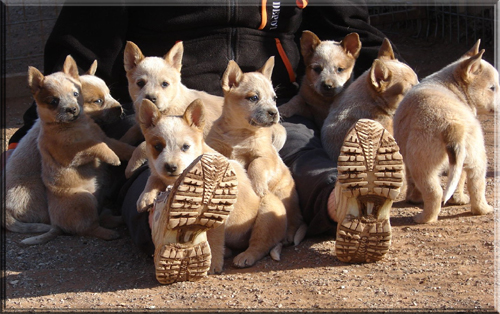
[301,31,361,97]
[124,41,183,114]
[80,60,124,125]
[368,38,418,111]
[28,55,83,124]
[221,57,279,127]
[139,98,205,178]
[455,41,499,114]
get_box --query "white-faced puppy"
[20,56,128,245]
[279,31,361,128]
[137,99,286,283]
[206,57,307,247]
[393,39,498,224]
[321,38,418,161]
[4,60,132,235]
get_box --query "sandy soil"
[2,31,499,312]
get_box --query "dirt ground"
[2,30,499,312]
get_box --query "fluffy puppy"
[393,40,498,223]
[321,38,418,161]
[279,31,361,127]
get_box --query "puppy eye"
[154,144,164,152]
[161,81,169,88]
[137,80,146,88]
[73,91,79,97]
[181,144,190,152]
[49,98,60,106]
[337,67,344,73]
[247,95,259,102]
[312,65,322,74]
[94,99,103,104]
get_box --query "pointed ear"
[370,59,391,92]
[459,49,485,83]
[63,55,80,80]
[85,60,98,76]
[377,38,395,60]
[258,56,274,80]
[27,66,44,95]
[138,99,161,129]
[222,60,243,92]
[341,32,362,59]
[164,41,184,72]
[461,39,481,59]
[184,99,206,131]
[300,30,321,61]
[124,41,145,72]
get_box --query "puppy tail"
[4,214,52,234]
[442,125,466,205]
[20,226,62,246]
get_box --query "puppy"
[4,60,133,235]
[138,98,286,274]
[279,31,361,128]
[206,57,307,247]
[21,55,130,245]
[122,41,288,177]
[393,39,498,223]
[321,38,418,161]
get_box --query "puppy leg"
[119,123,143,145]
[137,175,166,213]
[233,193,287,268]
[447,171,470,205]
[271,123,287,152]
[207,226,226,274]
[274,175,306,246]
[125,141,148,178]
[465,162,493,215]
[405,166,423,204]
[412,168,443,224]
[105,137,136,161]
[278,94,309,119]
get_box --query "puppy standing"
[393,40,498,223]
[279,31,361,128]
[321,38,418,161]
[4,60,133,234]
[206,57,306,247]
[137,99,286,284]
[21,56,127,245]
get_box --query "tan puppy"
[279,31,361,128]
[138,99,286,280]
[4,60,132,235]
[321,38,418,161]
[393,40,498,224]
[21,56,130,245]
[206,57,306,247]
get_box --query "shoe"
[150,153,238,284]
[334,119,404,263]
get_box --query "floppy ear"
[222,60,243,92]
[85,60,98,76]
[341,32,362,59]
[138,99,161,129]
[164,41,184,72]
[461,39,481,59]
[370,59,391,92]
[27,66,44,96]
[377,38,395,60]
[300,30,321,61]
[124,41,145,72]
[458,49,485,83]
[184,99,206,132]
[258,56,275,80]
[63,55,80,81]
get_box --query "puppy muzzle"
[249,108,279,127]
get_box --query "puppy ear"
[258,56,275,80]
[222,60,243,92]
[370,59,391,92]
[377,38,395,60]
[184,99,206,131]
[341,32,362,59]
[461,39,481,59]
[300,30,321,61]
[85,60,98,76]
[164,41,184,72]
[138,99,161,129]
[458,49,485,83]
[63,55,80,80]
[27,66,44,95]
[124,41,145,72]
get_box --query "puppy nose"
[267,109,277,118]
[66,107,78,114]
[145,95,157,104]
[165,163,177,173]
[322,82,333,91]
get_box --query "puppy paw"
[471,203,493,215]
[233,252,257,268]
[278,105,294,118]
[137,191,156,213]
[448,193,470,205]
[413,212,438,224]
[208,258,224,275]
[108,155,121,166]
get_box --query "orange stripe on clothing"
[275,38,296,83]
[258,0,267,30]
[296,0,308,9]
[8,143,18,150]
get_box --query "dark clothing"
[9,2,396,253]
